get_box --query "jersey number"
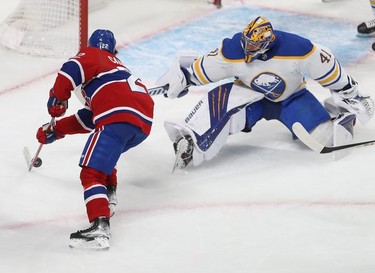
[320,49,331,63]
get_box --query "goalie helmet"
[241,16,276,63]
[88,29,117,54]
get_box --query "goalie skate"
[69,217,110,251]
[172,135,194,172]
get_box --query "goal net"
[0,0,109,58]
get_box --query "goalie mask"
[88,29,117,54]
[241,16,276,63]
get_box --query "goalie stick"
[148,84,169,96]
[292,122,375,154]
[72,84,170,106]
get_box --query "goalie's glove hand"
[156,59,191,99]
[36,121,65,144]
[332,79,374,124]
[47,88,68,117]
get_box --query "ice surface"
[1,1,375,272]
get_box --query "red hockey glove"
[36,121,65,144]
[47,88,68,117]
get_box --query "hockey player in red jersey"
[36,29,154,250]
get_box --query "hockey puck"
[33,157,43,168]
[372,42,375,51]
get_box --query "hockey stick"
[148,84,169,96]
[23,117,55,171]
[292,122,375,154]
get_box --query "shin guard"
[80,167,110,222]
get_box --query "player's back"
[62,46,154,134]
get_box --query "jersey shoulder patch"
[220,32,245,61]
[272,30,315,58]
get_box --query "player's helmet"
[241,16,276,63]
[88,29,117,54]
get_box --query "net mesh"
[0,0,108,58]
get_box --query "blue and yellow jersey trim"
[314,59,342,87]
[192,30,317,85]
[192,56,213,85]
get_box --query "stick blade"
[148,84,169,96]
[292,122,324,153]
[23,146,33,171]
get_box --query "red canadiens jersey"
[52,47,154,135]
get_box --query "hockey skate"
[106,185,117,217]
[69,217,110,251]
[357,19,375,37]
[172,135,194,171]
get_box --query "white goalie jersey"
[163,29,373,168]
[187,30,351,102]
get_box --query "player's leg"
[70,123,147,250]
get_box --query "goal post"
[0,0,108,58]
[80,0,89,52]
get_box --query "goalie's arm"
[156,47,233,99]
[304,43,374,124]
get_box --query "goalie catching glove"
[331,76,374,124]
[156,51,198,99]
[36,120,65,144]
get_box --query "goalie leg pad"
[323,97,356,157]
[309,113,356,159]
[332,113,356,159]
[334,113,355,138]
[310,119,334,147]
[324,97,346,118]
[311,112,355,148]
[164,82,263,167]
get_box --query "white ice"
[1,0,375,273]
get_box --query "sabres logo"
[251,72,286,100]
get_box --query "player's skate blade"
[69,217,110,250]
[69,236,110,251]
